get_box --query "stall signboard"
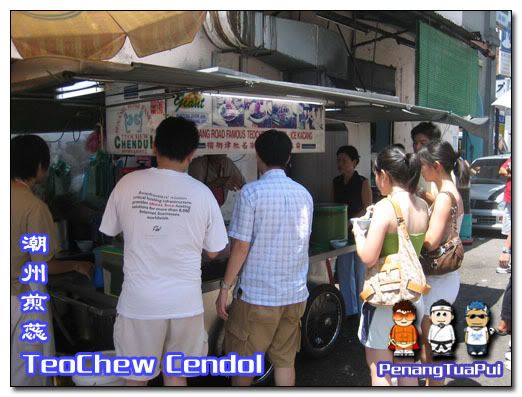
[106,89,325,155]
[106,101,166,155]
[166,92,325,154]
[105,83,166,155]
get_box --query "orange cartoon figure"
[389,300,420,357]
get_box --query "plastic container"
[76,240,93,252]
[350,217,372,230]
[99,246,124,296]
[72,351,125,386]
[330,239,348,249]
[310,204,348,252]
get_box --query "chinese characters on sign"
[105,86,326,155]
[18,234,50,343]
[167,93,325,155]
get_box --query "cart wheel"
[251,357,274,386]
[301,284,344,358]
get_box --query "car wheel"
[301,284,344,358]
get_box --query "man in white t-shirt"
[100,117,228,386]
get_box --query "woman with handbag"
[353,147,429,386]
[417,140,468,386]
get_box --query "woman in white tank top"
[418,140,471,386]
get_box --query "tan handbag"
[360,197,431,306]
[420,191,464,275]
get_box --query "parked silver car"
[470,154,510,231]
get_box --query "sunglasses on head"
[467,314,486,319]
[393,312,415,321]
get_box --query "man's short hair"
[11,135,50,180]
[410,122,441,141]
[154,117,199,162]
[255,129,292,167]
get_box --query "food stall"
[11,56,488,385]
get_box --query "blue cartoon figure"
[464,301,495,357]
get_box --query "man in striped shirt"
[216,129,313,386]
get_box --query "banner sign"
[106,89,325,155]
[166,93,325,154]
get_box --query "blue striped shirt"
[228,169,313,306]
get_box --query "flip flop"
[496,328,510,336]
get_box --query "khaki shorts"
[224,298,307,368]
[114,313,208,380]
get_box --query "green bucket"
[310,204,348,252]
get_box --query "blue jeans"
[336,252,365,316]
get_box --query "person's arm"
[215,238,251,320]
[353,179,373,218]
[423,194,452,251]
[465,160,477,176]
[28,201,94,279]
[499,168,511,178]
[353,200,389,267]
[216,188,255,320]
[499,160,511,178]
[47,258,94,279]
[223,159,245,192]
[423,191,436,206]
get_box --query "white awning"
[11,56,489,133]
[492,89,511,109]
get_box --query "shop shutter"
[416,21,479,117]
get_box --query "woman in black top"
[333,145,372,317]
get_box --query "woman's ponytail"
[405,152,421,194]
[455,156,471,188]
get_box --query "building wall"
[346,123,372,180]
[213,52,283,81]
[354,33,418,149]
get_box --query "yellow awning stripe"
[11,11,206,60]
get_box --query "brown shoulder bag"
[420,191,464,275]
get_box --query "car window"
[471,159,507,184]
